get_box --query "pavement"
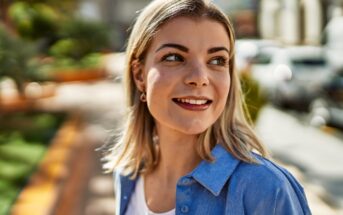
[256,105,343,215]
[35,80,343,215]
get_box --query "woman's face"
[134,16,231,135]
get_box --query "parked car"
[269,46,334,111]
[235,39,281,72]
[235,39,282,92]
[310,70,343,130]
[310,97,343,131]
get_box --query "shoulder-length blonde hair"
[103,0,268,177]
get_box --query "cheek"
[213,73,231,118]
[145,68,175,109]
[217,73,231,101]
[145,68,166,95]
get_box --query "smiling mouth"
[172,98,212,111]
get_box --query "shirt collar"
[190,144,241,196]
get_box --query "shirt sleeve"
[233,159,312,215]
[272,169,312,215]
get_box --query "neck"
[151,126,202,184]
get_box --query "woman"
[103,0,312,214]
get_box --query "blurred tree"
[240,69,267,123]
[49,18,110,60]
[0,24,36,94]
[12,0,77,14]
[8,2,60,40]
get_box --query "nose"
[184,63,209,87]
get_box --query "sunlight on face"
[142,17,231,137]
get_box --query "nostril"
[188,81,197,86]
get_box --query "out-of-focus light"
[25,82,43,99]
[313,107,330,121]
[0,77,19,100]
[310,115,327,127]
[273,64,292,81]
[237,42,258,58]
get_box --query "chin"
[179,123,210,135]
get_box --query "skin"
[132,16,231,212]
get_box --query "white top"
[125,177,176,215]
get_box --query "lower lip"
[174,101,211,111]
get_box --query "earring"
[140,92,147,102]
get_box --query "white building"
[259,0,343,45]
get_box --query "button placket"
[176,176,193,214]
[180,205,189,213]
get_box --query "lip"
[172,96,212,111]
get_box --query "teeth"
[176,98,208,105]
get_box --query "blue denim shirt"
[113,144,312,215]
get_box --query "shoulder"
[228,154,311,214]
[234,154,299,189]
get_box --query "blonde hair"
[103,0,268,177]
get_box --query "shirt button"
[182,178,191,185]
[181,205,189,213]
[123,195,128,200]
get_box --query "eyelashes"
[208,57,228,66]
[160,53,229,67]
[161,53,184,62]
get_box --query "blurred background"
[0,0,343,214]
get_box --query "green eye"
[162,54,183,62]
[209,57,227,66]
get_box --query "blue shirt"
[113,144,312,215]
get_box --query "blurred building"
[75,0,343,48]
[259,0,343,45]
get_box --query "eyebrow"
[208,47,230,55]
[155,43,230,55]
[156,43,188,53]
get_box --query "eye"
[209,57,228,66]
[161,53,184,62]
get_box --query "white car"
[235,39,281,91]
[269,46,334,111]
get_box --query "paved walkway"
[36,81,342,215]
[256,105,343,215]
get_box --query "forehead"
[149,16,231,50]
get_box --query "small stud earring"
[140,92,147,102]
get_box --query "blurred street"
[256,105,343,215]
[1,0,343,214]
[33,80,343,215]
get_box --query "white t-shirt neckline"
[125,176,176,215]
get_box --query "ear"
[131,59,145,92]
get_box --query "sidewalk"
[255,105,343,215]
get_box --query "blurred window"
[251,53,271,64]
[292,58,327,67]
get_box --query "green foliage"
[0,25,36,92]
[0,112,65,215]
[8,2,61,40]
[30,53,103,81]
[0,112,63,142]
[50,19,110,59]
[0,180,17,215]
[240,72,267,123]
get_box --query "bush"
[8,2,61,40]
[49,19,110,60]
[240,71,267,123]
[0,25,36,93]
